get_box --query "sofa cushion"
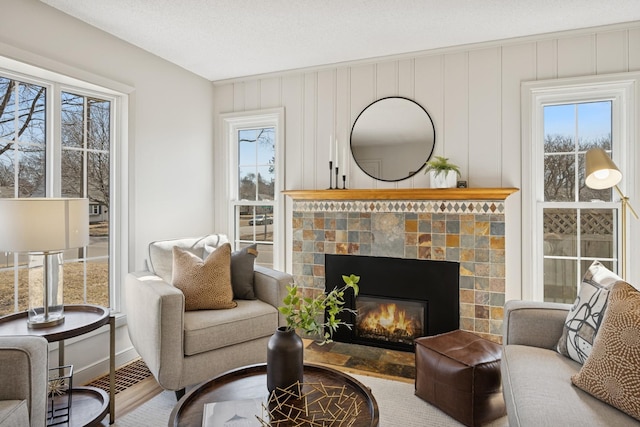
[557,260,621,364]
[149,234,229,283]
[171,244,237,311]
[0,399,29,427]
[183,299,278,356]
[571,281,640,421]
[502,345,639,426]
[206,243,259,300]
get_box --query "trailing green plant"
[278,274,360,345]
[424,156,461,178]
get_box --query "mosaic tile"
[475,305,490,319]
[445,247,460,262]
[490,306,504,320]
[490,278,506,293]
[490,222,505,235]
[489,292,505,307]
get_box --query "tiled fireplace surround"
[286,188,518,344]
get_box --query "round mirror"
[350,97,435,181]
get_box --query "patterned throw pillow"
[557,260,622,364]
[571,281,640,421]
[171,243,237,311]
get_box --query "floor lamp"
[585,148,639,280]
[0,198,89,328]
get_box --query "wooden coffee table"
[169,363,379,426]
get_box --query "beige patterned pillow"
[171,243,237,311]
[571,281,640,421]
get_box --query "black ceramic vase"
[267,326,304,394]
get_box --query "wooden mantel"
[282,187,519,201]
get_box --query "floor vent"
[87,358,152,395]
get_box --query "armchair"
[125,235,292,398]
[0,335,48,427]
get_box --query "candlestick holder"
[328,161,333,189]
[335,167,339,190]
[342,175,347,189]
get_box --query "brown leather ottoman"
[414,330,506,427]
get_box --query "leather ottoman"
[414,330,506,427]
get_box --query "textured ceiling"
[40,0,640,81]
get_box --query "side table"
[0,304,116,426]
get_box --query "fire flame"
[359,303,417,337]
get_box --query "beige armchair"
[125,235,292,399]
[0,335,48,427]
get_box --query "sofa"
[501,300,640,426]
[0,335,48,427]
[125,234,293,397]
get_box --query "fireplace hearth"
[325,254,459,352]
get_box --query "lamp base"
[28,314,65,329]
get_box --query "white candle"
[329,135,333,165]
[343,145,348,178]
[334,138,339,168]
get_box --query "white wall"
[1,0,215,384]
[212,22,640,303]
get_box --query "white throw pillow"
[556,260,622,364]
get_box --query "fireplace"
[325,254,459,351]
[355,296,427,348]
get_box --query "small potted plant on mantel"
[424,156,461,188]
[267,274,360,393]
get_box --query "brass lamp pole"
[585,148,639,280]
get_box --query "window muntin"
[0,74,115,315]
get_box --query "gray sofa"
[501,300,640,426]
[125,235,292,396]
[0,335,48,427]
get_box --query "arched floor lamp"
[585,148,638,280]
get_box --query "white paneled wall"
[213,22,640,300]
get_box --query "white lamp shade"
[0,198,89,252]
[585,148,622,190]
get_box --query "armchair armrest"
[253,265,293,327]
[503,300,571,350]
[0,335,48,427]
[124,271,185,390]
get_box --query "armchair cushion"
[183,299,278,356]
[0,400,29,427]
[171,244,237,310]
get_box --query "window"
[223,109,284,269]
[0,67,123,315]
[522,74,638,302]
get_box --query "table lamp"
[585,148,638,279]
[0,198,89,328]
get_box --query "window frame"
[521,72,639,300]
[0,58,128,314]
[222,108,285,270]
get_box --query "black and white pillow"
[556,260,622,364]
